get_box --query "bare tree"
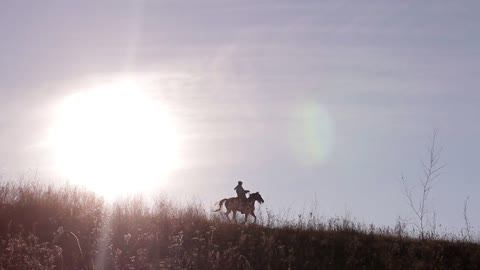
[400,130,445,240]
[463,195,473,241]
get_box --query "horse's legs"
[243,213,248,224]
[251,212,257,224]
[225,209,231,220]
[232,211,237,223]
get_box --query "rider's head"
[238,181,243,185]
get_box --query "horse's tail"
[213,199,227,212]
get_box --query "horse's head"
[249,192,264,204]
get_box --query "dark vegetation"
[1,181,479,270]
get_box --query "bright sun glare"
[50,78,180,199]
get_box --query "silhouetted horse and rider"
[214,181,264,223]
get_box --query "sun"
[49,77,180,199]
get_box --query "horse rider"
[234,181,249,207]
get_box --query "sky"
[1,0,480,231]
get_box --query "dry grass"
[0,181,479,270]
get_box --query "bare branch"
[399,130,444,240]
[463,195,472,241]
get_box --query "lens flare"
[290,103,334,166]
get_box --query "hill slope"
[1,182,479,269]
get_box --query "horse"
[214,192,264,224]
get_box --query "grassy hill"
[1,182,479,269]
